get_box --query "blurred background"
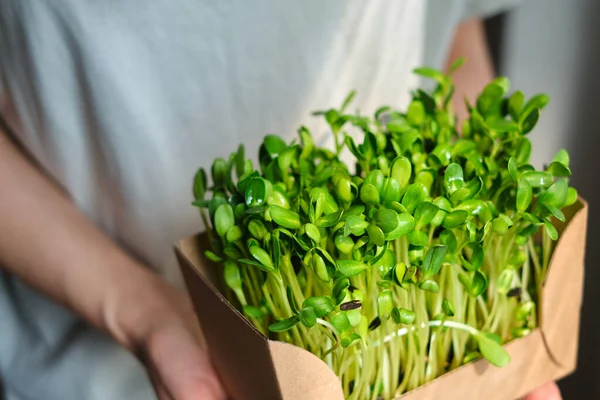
[485,0,600,397]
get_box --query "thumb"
[524,382,562,400]
[147,324,226,400]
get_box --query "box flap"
[269,341,345,400]
[400,329,572,400]
[540,198,587,367]
[176,235,283,400]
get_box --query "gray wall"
[498,1,600,398]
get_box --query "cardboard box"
[175,199,587,400]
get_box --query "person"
[0,1,561,399]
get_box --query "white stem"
[375,320,479,347]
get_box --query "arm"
[445,19,563,400]
[0,129,224,400]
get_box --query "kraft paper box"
[175,198,587,400]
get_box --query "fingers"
[148,366,175,400]
[524,382,562,400]
[146,324,226,400]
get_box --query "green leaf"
[243,305,264,319]
[546,161,571,177]
[248,220,267,240]
[414,201,439,229]
[311,253,330,282]
[470,270,488,297]
[444,163,464,194]
[381,177,402,204]
[341,333,361,348]
[392,307,416,325]
[477,83,504,116]
[492,217,509,235]
[333,276,350,304]
[215,204,235,238]
[245,177,267,207]
[364,170,385,193]
[407,100,426,126]
[401,183,428,213]
[299,307,317,328]
[565,187,578,206]
[485,117,518,132]
[458,273,471,291]
[408,230,429,246]
[302,296,335,318]
[520,108,540,134]
[337,259,369,278]
[475,333,511,367]
[463,242,484,271]
[298,126,314,159]
[522,94,550,115]
[204,250,223,263]
[193,167,208,200]
[419,279,440,293]
[317,210,342,228]
[367,224,386,247]
[422,245,447,278]
[287,286,299,314]
[263,135,287,157]
[269,315,300,333]
[345,135,363,159]
[442,210,469,229]
[442,299,455,317]
[345,215,370,236]
[439,230,458,253]
[493,77,511,93]
[303,223,321,244]
[508,157,519,182]
[497,269,514,295]
[544,220,559,240]
[249,246,274,271]
[224,260,243,291]
[331,313,352,335]
[450,57,465,72]
[226,225,243,242]
[413,67,446,82]
[269,205,301,230]
[340,90,357,112]
[334,234,355,255]
[516,138,532,165]
[394,261,407,284]
[552,148,570,166]
[390,156,412,188]
[508,90,524,121]
[521,171,553,188]
[360,183,380,205]
[450,176,482,204]
[211,158,229,190]
[374,209,400,233]
[385,213,415,240]
[377,290,394,321]
[539,179,568,208]
[516,178,533,212]
[335,177,354,203]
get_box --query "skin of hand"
[0,130,225,400]
[133,283,226,400]
[524,382,563,400]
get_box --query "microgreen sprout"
[192,59,575,399]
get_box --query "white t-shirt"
[0,1,518,399]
